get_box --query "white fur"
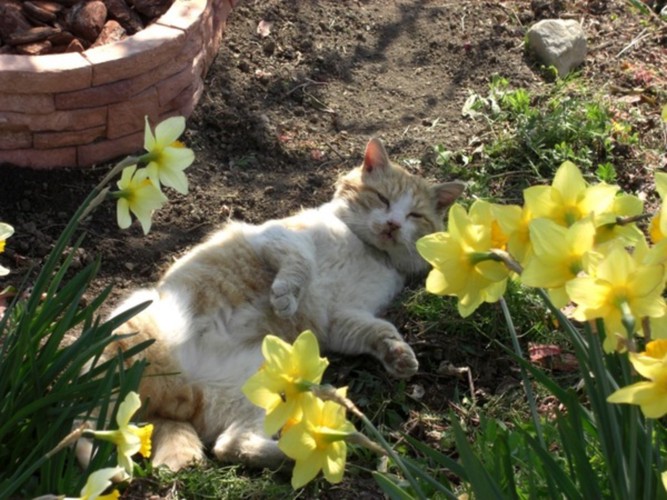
[102,147,463,471]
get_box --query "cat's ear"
[362,138,390,174]
[433,181,466,211]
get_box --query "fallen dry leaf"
[257,19,272,38]
[528,342,579,372]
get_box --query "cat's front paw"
[270,279,299,318]
[381,339,419,378]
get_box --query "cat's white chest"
[309,215,404,312]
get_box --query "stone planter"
[0,0,237,169]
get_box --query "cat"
[82,138,464,472]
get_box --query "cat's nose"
[387,220,401,231]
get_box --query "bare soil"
[0,0,666,496]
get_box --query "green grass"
[435,75,639,200]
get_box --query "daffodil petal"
[322,441,346,484]
[154,116,186,146]
[0,223,14,240]
[158,168,188,195]
[265,397,299,435]
[279,423,318,461]
[553,161,586,206]
[608,381,667,418]
[291,451,324,489]
[116,391,141,427]
[143,116,156,151]
[80,466,124,499]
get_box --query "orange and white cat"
[85,138,464,471]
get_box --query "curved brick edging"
[0,0,238,169]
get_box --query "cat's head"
[333,138,465,275]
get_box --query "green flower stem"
[469,251,495,266]
[45,423,89,459]
[489,249,523,274]
[499,297,545,449]
[77,155,141,222]
[615,213,653,226]
[312,384,427,500]
[643,419,654,500]
[346,432,388,456]
[619,301,636,348]
[585,321,630,497]
[628,405,638,500]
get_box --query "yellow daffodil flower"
[278,390,356,489]
[242,330,329,435]
[417,201,509,318]
[66,467,123,500]
[607,339,667,418]
[650,172,667,243]
[114,165,168,235]
[594,193,644,245]
[525,161,619,228]
[90,391,153,476]
[566,243,666,352]
[491,203,532,264]
[0,222,14,276]
[143,116,194,194]
[521,217,596,308]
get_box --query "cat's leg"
[151,418,206,471]
[212,421,289,470]
[253,229,315,318]
[328,311,419,378]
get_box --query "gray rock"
[526,19,587,77]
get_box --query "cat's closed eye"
[376,192,390,208]
[408,212,424,219]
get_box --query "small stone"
[6,26,61,45]
[65,37,85,52]
[90,19,126,48]
[526,19,587,77]
[0,1,32,41]
[15,39,52,55]
[23,1,58,23]
[48,30,75,46]
[103,0,143,35]
[68,0,107,43]
[132,0,172,19]
[33,1,64,15]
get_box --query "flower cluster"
[113,116,194,235]
[242,330,357,489]
[417,161,666,354]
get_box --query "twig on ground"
[616,28,651,58]
[285,78,328,96]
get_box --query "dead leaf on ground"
[528,342,579,372]
[257,19,272,38]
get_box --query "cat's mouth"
[379,229,398,243]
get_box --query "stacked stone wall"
[0,0,237,168]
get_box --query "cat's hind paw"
[270,279,299,318]
[381,339,419,378]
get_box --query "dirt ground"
[0,0,666,492]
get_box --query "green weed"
[435,76,638,200]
